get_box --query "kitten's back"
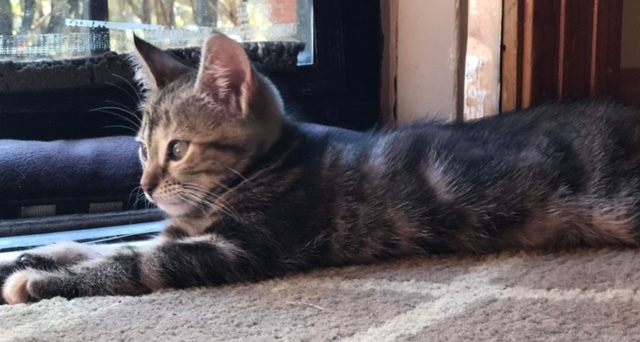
[299,100,640,260]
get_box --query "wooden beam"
[500,0,523,112]
[380,0,398,126]
[558,0,595,99]
[590,0,623,97]
[523,0,562,108]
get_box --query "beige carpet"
[2,248,640,341]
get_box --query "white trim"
[0,221,164,252]
[393,0,467,125]
[65,19,164,31]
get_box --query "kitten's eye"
[139,143,148,162]
[169,140,189,161]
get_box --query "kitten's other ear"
[132,34,195,91]
[195,34,253,115]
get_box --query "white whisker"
[178,191,210,216]
[104,81,140,105]
[226,166,250,184]
[111,73,143,103]
[92,110,141,130]
[104,100,142,123]
[90,106,141,126]
[180,187,242,221]
[102,125,139,135]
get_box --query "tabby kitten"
[2,33,640,305]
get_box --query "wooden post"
[501,0,523,112]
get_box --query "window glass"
[0,0,313,64]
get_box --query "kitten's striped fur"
[3,33,640,304]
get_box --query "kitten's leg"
[0,242,118,304]
[2,234,250,304]
[13,241,117,270]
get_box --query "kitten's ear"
[132,35,194,91]
[195,34,253,115]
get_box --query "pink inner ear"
[196,34,254,112]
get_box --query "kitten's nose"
[141,183,156,195]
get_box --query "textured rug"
[1,248,640,342]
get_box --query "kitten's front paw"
[2,269,45,305]
[0,261,28,305]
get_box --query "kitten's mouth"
[144,193,156,204]
[142,183,215,217]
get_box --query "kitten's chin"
[155,201,193,217]
[145,193,190,216]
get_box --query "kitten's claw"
[17,253,58,271]
[2,269,43,305]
